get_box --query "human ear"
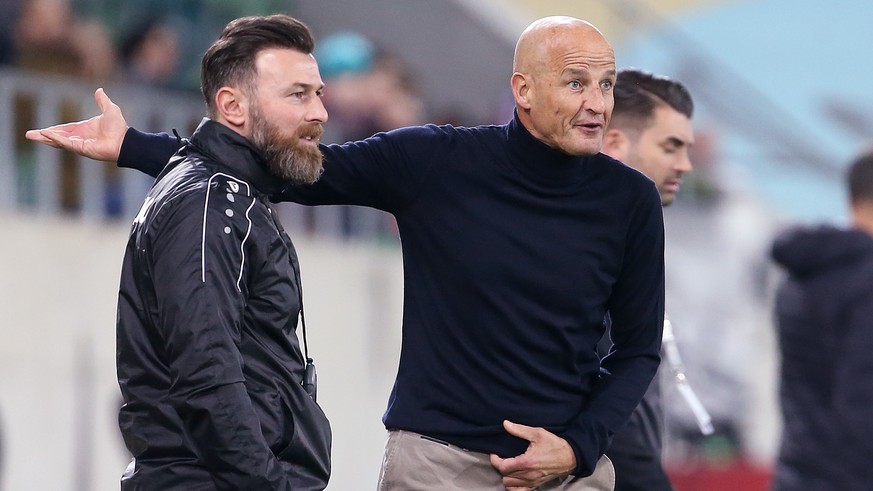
[215,87,247,128]
[511,72,532,110]
[602,128,628,160]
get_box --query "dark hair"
[611,68,694,133]
[200,15,315,117]
[848,151,873,203]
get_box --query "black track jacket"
[116,119,330,490]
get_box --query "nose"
[675,153,693,175]
[583,83,607,115]
[307,96,329,123]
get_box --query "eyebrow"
[663,136,692,147]
[289,82,325,92]
[563,68,616,79]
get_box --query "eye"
[568,80,582,90]
[662,143,682,155]
[600,79,614,91]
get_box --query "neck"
[213,115,250,139]
[852,200,873,237]
[515,107,543,143]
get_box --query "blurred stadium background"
[2,0,871,489]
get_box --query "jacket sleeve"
[834,279,873,462]
[272,125,446,212]
[559,182,665,476]
[118,128,183,178]
[145,187,294,490]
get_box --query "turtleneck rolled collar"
[504,111,594,188]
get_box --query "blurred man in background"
[599,68,694,491]
[769,151,873,491]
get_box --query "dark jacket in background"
[598,316,674,491]
[770,225,873,491]
[117,119,330,490]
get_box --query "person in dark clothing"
[27,16,665,490]
[38,15,334,490]
[598,68,695,491]
[770,151,873,491]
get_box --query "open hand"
[25,88,128,162]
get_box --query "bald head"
[510,16,616,156]
[513,17,610,75]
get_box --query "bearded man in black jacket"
[57,15,334,490]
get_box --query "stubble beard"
[250,105,325,185]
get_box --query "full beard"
[250,111,325,185]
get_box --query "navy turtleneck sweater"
[119,114,665,475]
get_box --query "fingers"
[95,88,108,113]
[491,422,576,489]
[24,129,70,150]
[24,129,54,145]
[43,130,83,153]
[503,420,539,441]
[498,463,545,489]
[493,453,550,488]
[492,454,528,477]
[94,87,115,114]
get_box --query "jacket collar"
[187,118,288,195]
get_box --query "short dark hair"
[610,68,694,134]
[200,15,315,117]
[848,151,873,203]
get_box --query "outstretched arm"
[25,88,128,162]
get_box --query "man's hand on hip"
[490,420,577,490]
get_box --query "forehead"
[646,105,694,142]
[254,48,323,87]
[546,29,615,75]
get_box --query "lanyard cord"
[269,203,316,400]
[288,233,316,401]
[288,244,312,363]
[299,295,311,363]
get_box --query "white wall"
[0,211,403,490]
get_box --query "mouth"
[574,121,603,133]
[298,126,324,146]
[664,180,682,193]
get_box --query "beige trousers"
[377,430,615,491]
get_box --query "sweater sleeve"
[272,125,445,212]
[145,188,295,490]
[559,182,665,476]
[118,127,183,178]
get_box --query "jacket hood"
[771,224,873,277]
